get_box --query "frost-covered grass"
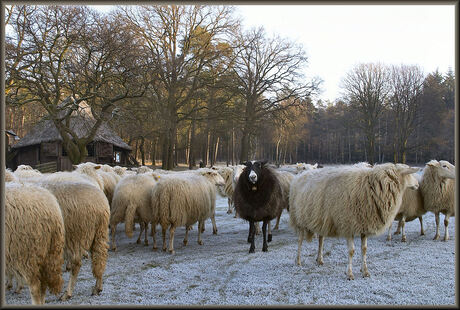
[4,175,456,306]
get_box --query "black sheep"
[233,160,285,253]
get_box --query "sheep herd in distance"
[4,159,456,304]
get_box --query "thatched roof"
[12,100,132,151]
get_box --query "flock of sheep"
[4,158,455,304]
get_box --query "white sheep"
[272,169,294,230]
[37,180,110,300]
[136,165,154,174]
[73,162,105,191]
[5,168,18,182]
[387,172,426,242]
[13,164,42,180]
[419,160,455,241]
[214,166,235,214]
[295,162,318,174]
[151,170,225,254]
[109,172,160,251]
[5,182,65,305]
[289,163,419,280]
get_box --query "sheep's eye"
[442,165,447,168]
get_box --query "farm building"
[8,100,132,172]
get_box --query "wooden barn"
[9,101,132,172]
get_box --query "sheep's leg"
[184,225,190,246]
[255,222,261,235]
[161,225,167,251]
[401,216,407,242]
[443,214,450,241]
[227,198,233,214]
[60,259,82,301]
[360,234,370,277]
[274,213,281,230]
[267,220,272,242]
[39,281,47,304]
[136,222,145,244]
[198,221,204,245]
[386,222,392,241]
[28,278,43,305]
[247,221,254,243]
[211,214,218,235]
[15,275,25,293]
[249,221,256,253]
[152,224,157,250]
[6,272,13,290]
[316,235,324,265]
[346,237,355,280]
[296,230,304,266]
[144,222,149,246]
[110,224,117,251]
[168,226,176,254]
[394,220,402,235]
[434,212,440,240]
[90,229,108,296]
[419,216,425,235]
[262,220,269,252]
[150,221,155,236]
[234,210,238,218]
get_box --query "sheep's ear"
[400,167,419,175]
[261,159,268,166]
[313,163,318,168]
[72,165,78,170]
[94,165,101,170]
[426,160,438,167]
[244,161,251,166]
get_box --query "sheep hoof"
[183,240,188,246]
[443,237,449,242]
[247,237,253,243]
[394,231,400,235]
[198,240,203,245]
[169,249,175,255]
[152,246,158,251]
[316,259,324,266]
[162,247,167,252]
[401,236,406,242]
[262,245,268,252]
[91,286,102,296]
[267,234,272,242]
[144,240,149,246]
[60,293,72,301]
[347,274,354,281]
[110,247,117,252]
[136,239,141,244]
[213,229,218,235]
[227,210,232,214]
[420,231,425,236]
[6,283,12,290]
[249,246,255,253]
[362,271,370,278]
[433,234,440,240]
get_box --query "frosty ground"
[4,174,457,306]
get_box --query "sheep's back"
[290,166,406,238]
[5,183,65,295]
[420,169,455,216]
[153,175,215,228]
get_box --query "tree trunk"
[139,136,145,166]
[213,136,220,166]
[239,128,250,164]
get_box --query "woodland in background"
[4,5,455,169]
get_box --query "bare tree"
[232,27,321,162]
[6,5,145,164]
[389,64,424,163]
[340,63,391,164]
[119,4,238,169]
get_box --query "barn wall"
[17,145,39,167]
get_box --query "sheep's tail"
[43,221,65,295]
[305,230,315,242]
[124,202,137,238]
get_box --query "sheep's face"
[426,160,455,180]
[245,160,268,184]
[396,164,420,190]
[202,171,225,187]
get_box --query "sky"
[90,4,455,102]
